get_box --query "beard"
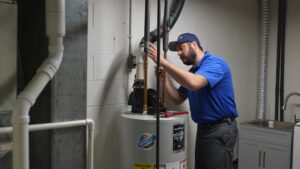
[182,45,197,65]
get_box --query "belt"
[199,117,235,128]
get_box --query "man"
[148,33,238,169]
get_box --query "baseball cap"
[168,33,201,51]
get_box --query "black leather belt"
[199,117,235,128]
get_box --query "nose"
[177,50,182,55]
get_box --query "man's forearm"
[165,76,186,105]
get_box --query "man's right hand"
[155,66,164,80]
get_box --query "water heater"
[121,112,188,169]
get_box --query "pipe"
[257,0,270,120]
[156,0,161,168]
[136,0,185,113]
[139,0,185,45]
[86,119,95,169]
[274,0,287,121]
[143,0,150,113]
[162,0,169,110]
[279,0,287,121]
[0,119,94,169]
[281,92,300,111]
[163,0,169,53]
[12,0,65,169]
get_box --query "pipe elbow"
[86,119,95,131]
[12,94,33,121]
[17,92,36,107]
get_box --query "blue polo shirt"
[178,51,238,124]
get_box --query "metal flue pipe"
[12,0,65,169]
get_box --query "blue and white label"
[137,132,156,150]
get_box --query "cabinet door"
[263,143,290,169]
[238,139,263,169]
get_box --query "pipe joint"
[18,92,36,106]
[12,115,30,125]
[86,119,95,131]
[37,55,62,79]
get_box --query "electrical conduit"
[12,0,65,169]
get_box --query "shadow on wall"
[94,53,126,169]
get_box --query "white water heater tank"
[121,112,188,169]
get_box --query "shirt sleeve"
[196,57,226,88]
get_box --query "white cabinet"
[238,124,293,169]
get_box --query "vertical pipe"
[162,0,169,110]
[87,119,94,169]
[275,0,287,121]
[156,0,161,168]
[143,0,150,113]
[279,0,286,121]
[12,99,31,169]
[129,0,132,57]
[275,0,282,121]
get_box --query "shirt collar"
[192,51,211,70]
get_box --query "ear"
[191,41,198,48]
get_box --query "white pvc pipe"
[1,119,94,169]
[86,119,94,169]
[12,0,65,169]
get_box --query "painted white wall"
[0,4,17,114]
[87,0,259,168]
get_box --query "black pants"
[195,119,238,169]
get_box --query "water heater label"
[173,124,185,152]
[134,163,152,169]
[137,132,156,150]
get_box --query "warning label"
[134,163,152,169]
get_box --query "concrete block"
[93,2,128,31]
[93,54,128,80]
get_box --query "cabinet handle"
[263,151,266,168]
[259,151,261,167]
